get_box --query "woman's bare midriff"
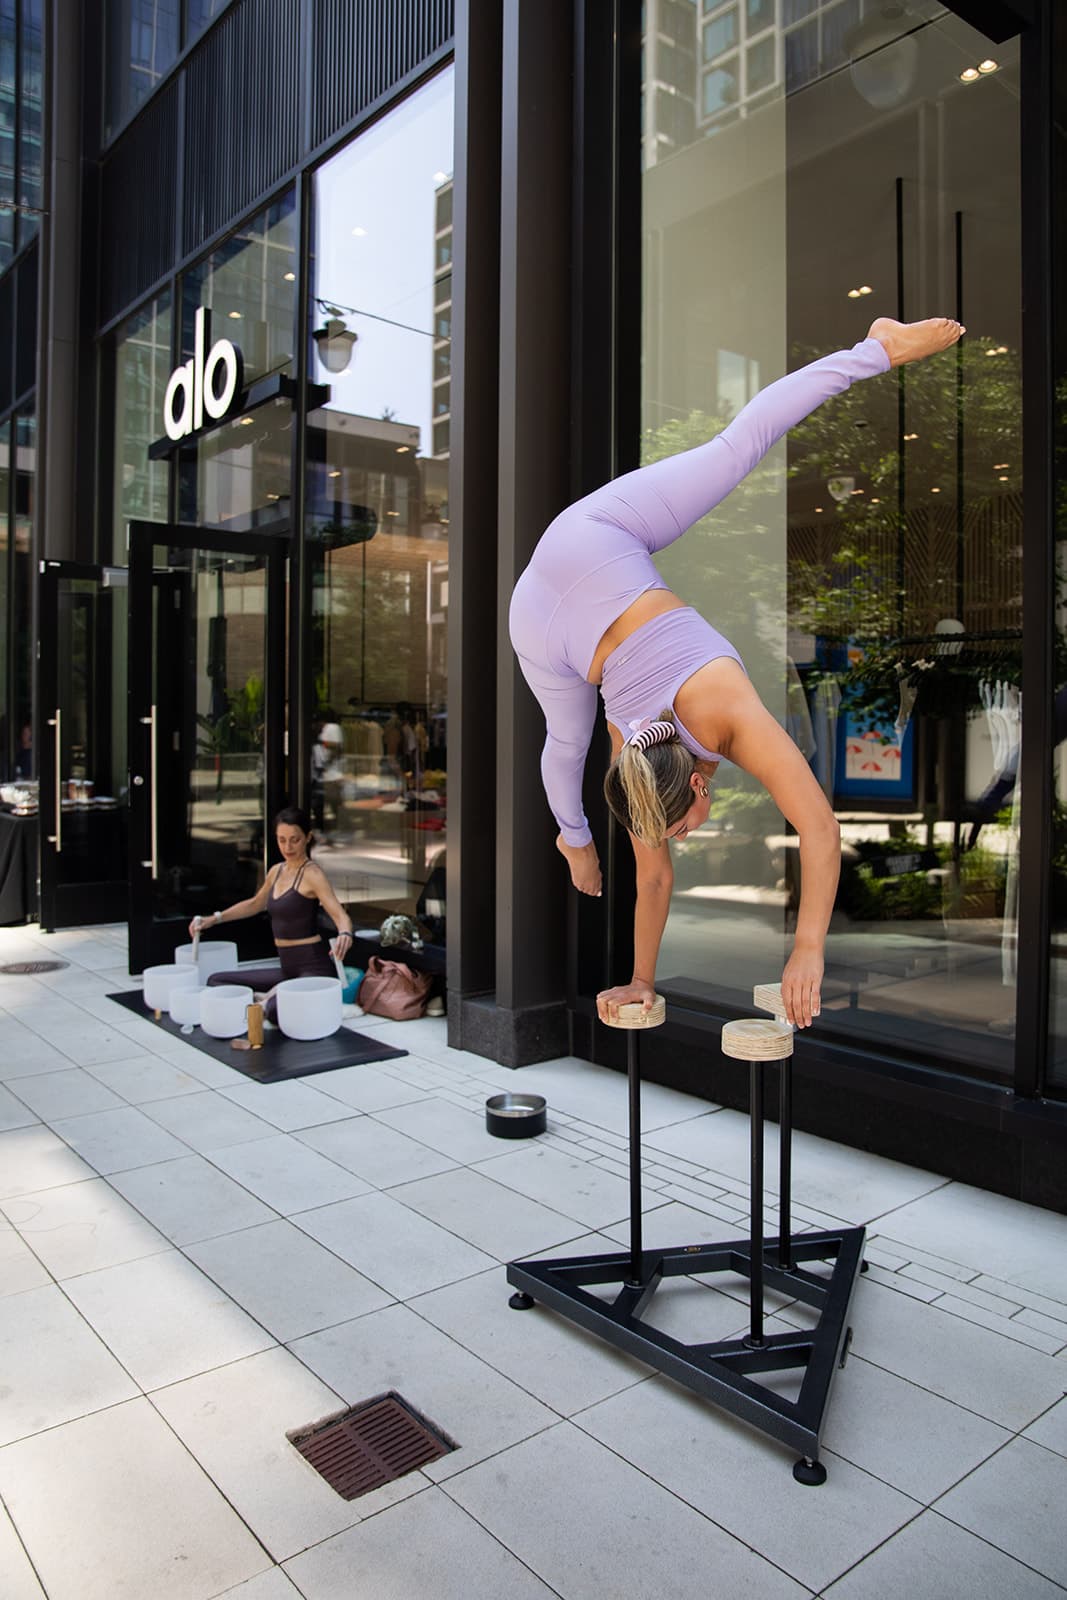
[586,588,687,685]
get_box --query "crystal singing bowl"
[200,984,253,1038]
[276,976,342,1040]
[142,963,189,1013]
[174,940,238,980]
[169,985,205,1026]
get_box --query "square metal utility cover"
[288,1392,456,1500]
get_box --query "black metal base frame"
[506,1025,867,1482]
[507,1224,865,1474]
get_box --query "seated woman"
[193,805,353,1020]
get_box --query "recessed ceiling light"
[994,463,1009,470]
[960,67,980,82]
[228,310,242,319]
[386,510,398,517]
[396,445,410,453]
[351,226,367,236]
[903,432,919,441]
[871,498,881,504]
[931,486,941,493]
[985,348,999,356]
[996,345,1009,354]
[328,470,341,478]
[238,416,253,426]
[858,285,873,295]
[998,475,1009,482]
[851,488,865,495]
[433,170,448,182]
[283,271,295,282]
[847,289,861,299]
[815,506,823,513]
[978,59,998,74]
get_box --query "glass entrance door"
[128,522,287,972]
[39,562,129,931]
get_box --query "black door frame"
[127,520,289,973]
[38,558,128,932]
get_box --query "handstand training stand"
[506,986,867,1483]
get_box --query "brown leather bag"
[358,956,432,1021]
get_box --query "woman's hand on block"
[781,947,823,1029]
[597,980,656,1024]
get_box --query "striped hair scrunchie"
[624,717,676,754]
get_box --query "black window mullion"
[1013,5,1054,1100]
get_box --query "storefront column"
[36,0,83,562]
[452,0,575,1066]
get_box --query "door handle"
[46,708,61,853]
[140,709,158,876]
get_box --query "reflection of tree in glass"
[197,674,265,804]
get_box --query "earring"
[699,786,708,798]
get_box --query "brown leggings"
[206,941,335,1022]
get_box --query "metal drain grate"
[0,960,69,975]
[289,1392,455,1500]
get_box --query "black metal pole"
[778,1049,794,1270]
[627,1030,643,1286]
[748,1059,765,1347]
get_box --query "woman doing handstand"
[509,317,964,1030]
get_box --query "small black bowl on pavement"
[485,1092,547,1139]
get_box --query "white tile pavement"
[0,920,1064,1599]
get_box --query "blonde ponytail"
[604,712,696,848]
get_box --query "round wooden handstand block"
[602,994,667,1030]
[721,1017,794,1061]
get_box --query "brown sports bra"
[268,863,319,941]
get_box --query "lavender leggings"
[508,338,891,846]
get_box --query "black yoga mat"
[108,990,407,1085]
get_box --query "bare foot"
[556,834,602,896]
[867,316,965,368]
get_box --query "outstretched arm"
[188,867,278,939]
[717,676,841,1029]
[596,721,674,1021]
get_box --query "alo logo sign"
[163,306,245,442]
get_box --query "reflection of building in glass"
[432,176,453,458]
[306,405,447,708]
[644,0,894,159]
[641,0,698,167]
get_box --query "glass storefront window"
[746,35,776,94]
[0,0,13,269]
[104,0,180,143]
[307,66,453,943]
[12,407,32,776]
[704,8,738,62]
[703,63,739,117]
[639,4,1023,1084]
[0,417,8,775]
[15,0,38,251]
[178,191,296,531]
[111,290,172,562]
[184,0,231,46]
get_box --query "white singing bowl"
[166,968,201,1019]
[175,944,197,967]
[276,976,342,1041]
[143,963,188,1013]
[169,984,206,1027]
[194,941,239,981]
[200,984,253,1038]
